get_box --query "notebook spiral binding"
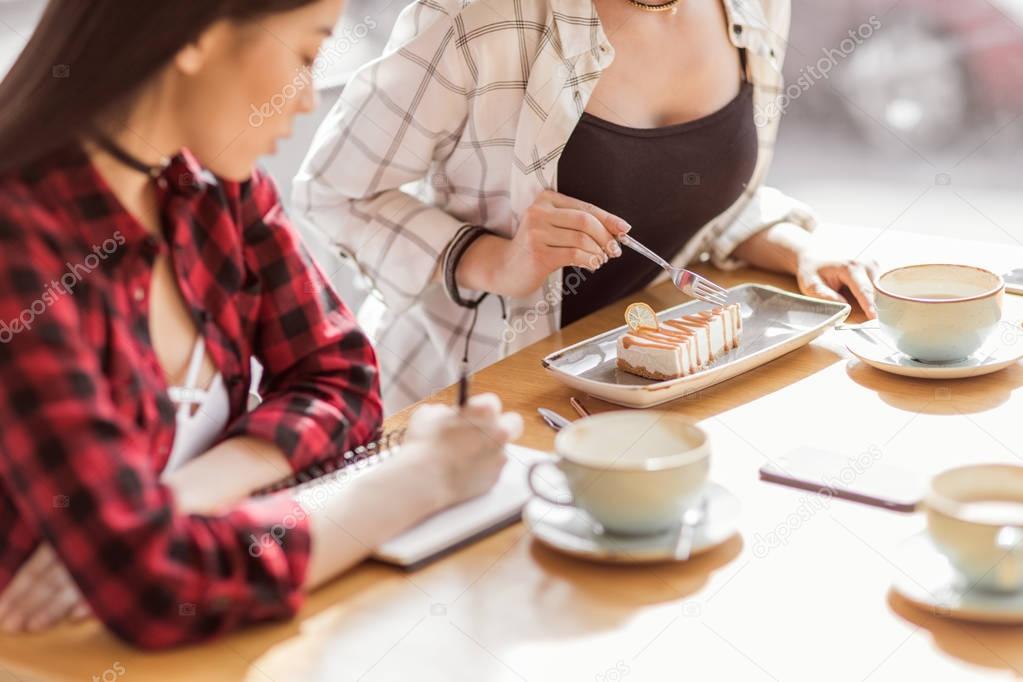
[254,428,407,497]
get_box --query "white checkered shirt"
[293,0,816,412]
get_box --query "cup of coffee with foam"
[527,411,710,536]
[925,464,1023,592]
[874,264,1003,362]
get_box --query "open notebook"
[374,444,553,570]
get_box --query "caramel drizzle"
[622,325,692,351]
[670,322,713,363]
[681,305,741,352]
[621,304,742,367]
[663,319,706,366]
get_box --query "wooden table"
[3,226,1023,681]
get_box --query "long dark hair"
[0,0,317,172]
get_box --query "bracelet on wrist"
[443,225,490,309]
[443,226,508,365]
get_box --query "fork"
[618,234,728,307]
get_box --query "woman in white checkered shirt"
[294,0,878,412]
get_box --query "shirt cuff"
[710,187,817,270]
[224,400,347,474]
[223,493,313,619]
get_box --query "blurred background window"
[0,0,45,75]
[775,0,1023,245]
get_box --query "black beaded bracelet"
[443,225,490,309]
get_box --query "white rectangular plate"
[541,284,851,408]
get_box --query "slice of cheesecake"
[616,304,742,381]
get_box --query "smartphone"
[1003,269,1023,295]
[759,446,926,513]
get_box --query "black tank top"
[557,77,758,327]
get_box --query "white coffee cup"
[874,264,1003,362]
[925,464,1023,593]
[527,411,710,536]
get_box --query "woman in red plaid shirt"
[0,0,521,648]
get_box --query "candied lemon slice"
[625,302,658,331]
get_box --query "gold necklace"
[626,0,681,13]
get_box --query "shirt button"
[156,177,168,190]
[133,287,146,302]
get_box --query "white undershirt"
[163,337,231,474]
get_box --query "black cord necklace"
[91,134,171,179]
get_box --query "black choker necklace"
[91,135,171,179]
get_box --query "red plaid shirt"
[0,146,382,648]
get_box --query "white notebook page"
[374,444,553,568]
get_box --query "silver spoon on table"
[537,408,572,432]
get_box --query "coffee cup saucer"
[891,532,1023,624]
[844,325,1023,380]
[522,482,739,564]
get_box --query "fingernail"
[618,219,632,233]
[610,242,621,257]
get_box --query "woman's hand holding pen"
[455,190,631,298]
[404,393,523,509]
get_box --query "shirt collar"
[161,149,209,198]
[722,0,770,46]
[549,0,607,60]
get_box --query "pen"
[569,396,590,418]
[457,362,469,407]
